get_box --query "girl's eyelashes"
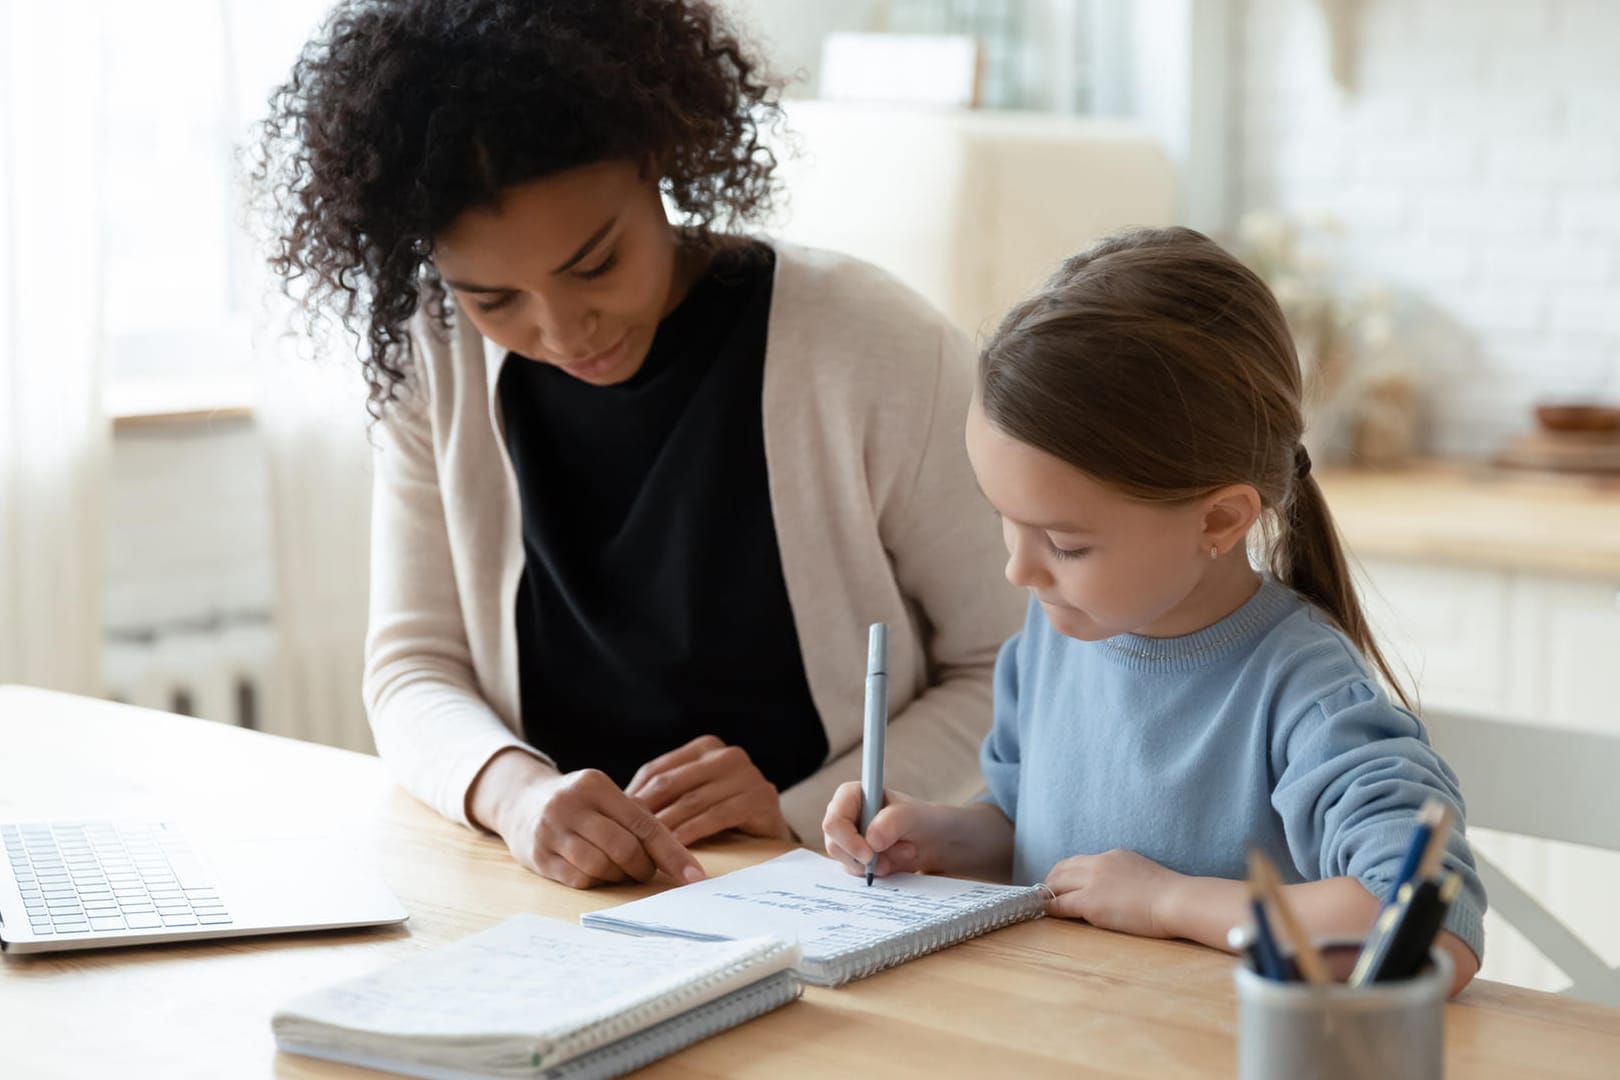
[1047,540,1091,561]
[575,250,619,281]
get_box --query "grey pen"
[860,622,889,886]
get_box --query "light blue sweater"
[981,578,1486,960]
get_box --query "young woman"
[255,0,1020,889]
[823,227,1485,995]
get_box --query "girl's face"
[433,161,684,386]
[965,398,1238,641]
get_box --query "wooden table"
[3,686,1618,1078]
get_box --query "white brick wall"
[1237,0,1620,456]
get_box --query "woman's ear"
[1201,484,1262,556]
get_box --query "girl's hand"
[1043,849,1188,938]
[626,736,792,846]
[821,782,964,877]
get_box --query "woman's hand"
[1043,849,1187,938]
[822,782,1015,881]
[470,748,706,890]
[626,736,792,846]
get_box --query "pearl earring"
[1209,546,1219,561]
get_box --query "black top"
[498,244,829,791]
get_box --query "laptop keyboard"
[3,821,231,936]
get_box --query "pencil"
[1248,850,1330,986]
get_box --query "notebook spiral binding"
[542,971,801,1080]
[539,938,801,1070]
[814,886,1047,986]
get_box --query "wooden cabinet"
[1358,557,1620,734]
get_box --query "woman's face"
[433,161,683,386]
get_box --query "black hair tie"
[1294,444,1312,479]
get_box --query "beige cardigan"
[362,242,1024,841]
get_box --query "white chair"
[1423,710,1620,1006]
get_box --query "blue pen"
[860,623,888,886]
[1386,800,1450,904]
[1245,851,1289,981]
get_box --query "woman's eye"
[473,292,517,314]
[575,251,619,281]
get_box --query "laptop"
[0,819,409,954]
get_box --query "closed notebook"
[272,915,801,1080]
[581,849,1047,987]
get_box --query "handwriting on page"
[717,880,1010,926]
[284,916,767,1038]
[583,849,1032,958]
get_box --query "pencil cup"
[1234,939,1452,1080]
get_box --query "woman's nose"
[529,297,599,358]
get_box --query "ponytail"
[1272,471,1414,712]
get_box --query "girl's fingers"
[1044,889,1090,921]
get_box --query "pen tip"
[865,872,874,887]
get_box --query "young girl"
[823,227,1485,995]
[256,0,1020,891]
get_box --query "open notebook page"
[582,849,1044,962]
[272,915,794,1062]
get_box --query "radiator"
[103,618,375,756]
[103,620,274,731]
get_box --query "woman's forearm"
[466,746,561,835]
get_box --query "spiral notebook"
[272,915,801,1080]
[581,849,1047,987]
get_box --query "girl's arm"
[1157,874,1479,996]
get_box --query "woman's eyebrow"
[443,216,621,292]
[443,278,511,294]
[548,216,618,274]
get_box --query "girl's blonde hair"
[979,226,1410,709]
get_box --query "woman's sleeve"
[362,374,552,829]
[779,323,1024,840]
[1271,677,1488,961]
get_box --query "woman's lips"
[559,332,630,379]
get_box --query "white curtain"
[0,1,109,693]
[257,360,375,753]
[228,1,378,753]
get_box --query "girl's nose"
[1003,532,1051,590]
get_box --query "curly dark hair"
[252,0,784,416]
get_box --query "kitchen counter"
[1316,462,1620,581]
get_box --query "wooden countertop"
[1317,462,1620,581]
[6,686,1620,1078]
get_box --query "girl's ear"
[1200,483,1262,556]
